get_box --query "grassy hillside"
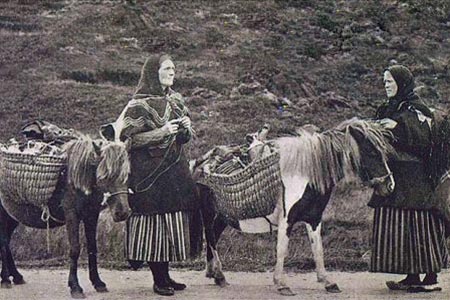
[1,0,450,271]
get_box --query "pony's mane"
[64,135,97,194]
[276,118,392,194]
[336,117,394,162]
[96,141,130,187]
[64,135,130,194]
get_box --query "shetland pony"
[0,136,131,299]
[194,118,395,295]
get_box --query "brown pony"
[0,135,131,299]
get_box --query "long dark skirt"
[126,211,190,262]
[370,207,448,274]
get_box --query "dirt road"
[2,269,449,300]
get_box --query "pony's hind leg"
[198,184,228,287]
[83,211,107,293]
[5,216,24,285]
[0,207,23,288]
[0,235,12,288]
[305,223,340,293]
[207,216,228,287]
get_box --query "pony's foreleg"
[305,223,340,293]
[65,210,85,299]
[273,216,295,296]
[83,212,107,293]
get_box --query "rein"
[132,139,182,194]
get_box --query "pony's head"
[338,118,395,197]
[64,136,132,222]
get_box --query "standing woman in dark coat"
[112,55,201,296]
[370,64,448,292]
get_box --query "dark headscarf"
[376,64,432,118]
[134,54,172,97]
[387,64,416,102]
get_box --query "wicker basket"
[205,150,282,220]
[0,150,66,207]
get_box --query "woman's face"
[158,59,175,88]
[383,70,398,98]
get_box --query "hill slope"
[1,0,449,270]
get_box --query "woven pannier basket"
[205,150,282,220]
[0,150,66,207]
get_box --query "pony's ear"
[100,123,116,141]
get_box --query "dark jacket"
[368,97,436,209]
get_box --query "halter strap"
[363,172,393,187]
[102,189,134,206]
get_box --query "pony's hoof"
[13,277,26,285]
[214,277,229,287]
[278,286,296,296]
[95,285,108,293]
[325,283,341,293]
[1,281,12,289]
[205,269,214,278]
[70,288,86,299]
[71,291,86,299]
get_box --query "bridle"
[364,171,393,187]
[102,188,134,206]
[363,160,395,189]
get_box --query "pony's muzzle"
[113,208,131,222]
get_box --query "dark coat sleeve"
[390,109,432,159]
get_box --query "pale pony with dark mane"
[277,118,393,194]
[63,135,130,196]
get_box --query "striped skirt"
[370,207,448,274]
[125,211,190,262]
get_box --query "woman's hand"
[162,119,179,135]
[180,116,192,129]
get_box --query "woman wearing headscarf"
[109,54,201,296]
[369,64,448,292]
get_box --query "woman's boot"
[149,262,174,296]
[162,262,186,291]
[386,274,420,290]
